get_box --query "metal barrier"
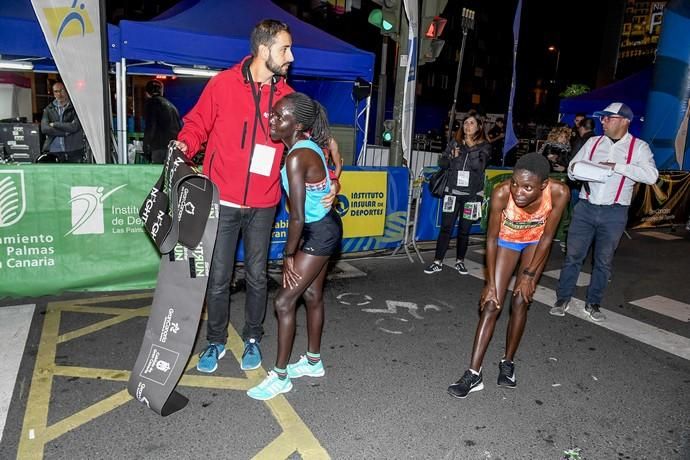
[392,174,424,263]
[360,145,441,178]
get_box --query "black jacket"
[439,140,491,196]
[40,101,85,152]
[569,131,596,163]
[143,95,182,153]
[540,141,570,171]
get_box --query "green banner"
[0,165,409,299]
[0,165,161,298]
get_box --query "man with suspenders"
[550,102,659,321]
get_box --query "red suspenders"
[613,137,636,203]
[584,135,635,203]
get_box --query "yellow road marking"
[52,366,130,381]
[17,293,330,459]
[57,306,150,343]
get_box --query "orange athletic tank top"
[498,183,553,244]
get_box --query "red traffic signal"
[424,16,447,39]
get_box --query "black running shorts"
[300,209,342,256]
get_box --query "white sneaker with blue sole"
[247,371,293,400]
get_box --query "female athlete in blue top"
[247,92,342,400]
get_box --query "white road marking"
[630,295,690,322]
[375,317,413,334]
[0,304,35,443]
[362,300,423,319]
[638,231,683,241]
[454,259,690,361]
[336,292,372,306]
[542,269,591,287]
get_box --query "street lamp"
[547,45,560,84]
[447,8,476,145]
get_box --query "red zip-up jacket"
[178,56,293,208]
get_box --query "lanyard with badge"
[456,150,470,187]
[442,150,470,213]
[247,67,277,176]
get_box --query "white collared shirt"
[567,132,658,205]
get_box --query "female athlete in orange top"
[448,152,569,399]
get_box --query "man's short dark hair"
[515,152,550,181]
[250,20,290,56]
[145,80,163,96]
[580,117,595,131]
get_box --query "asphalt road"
[1,228,689,460]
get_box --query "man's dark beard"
[266,56,288,76]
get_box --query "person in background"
[550,102,658,322]
[324,136,343,179]
[424,112,491,276]
[538,125,572,172]
[571,112,586,136]
[565,117,596,209]
[174,19,336,375]
[143,79,182,164]
[448,153,570,399]
[487,117,506,166]
[40,81,86,163]
[443,118,461,151]
[569,117,596,162]
[247,92,342,400]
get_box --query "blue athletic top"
[280,138,331,223]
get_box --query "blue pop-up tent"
[558,67,653,137]
[118,0,374,81]
[117,0,375,162]
[0,1,121,68]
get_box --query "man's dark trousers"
[58,149,85,163]
[556,200,628,305]
[151,149,167,164]
[205,204,277,345]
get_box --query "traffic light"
[382,119,394,143]
[418,0,449,65]
[419,15,447,65]
[368,0,400,36]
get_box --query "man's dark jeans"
[556,200,628,305]
[205,204,276,345]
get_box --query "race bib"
[249,144,276,176]
[463,201,482,220]
[442,195,456,213]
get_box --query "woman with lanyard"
[424,112,491,275]
[247,92,342,401]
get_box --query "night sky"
[107,0,613,123]
[518,0,610,88]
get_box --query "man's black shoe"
[448,370,484,399]
[497,359,517,388]
[585,303,606,322]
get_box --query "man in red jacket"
[175,19,318,374]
